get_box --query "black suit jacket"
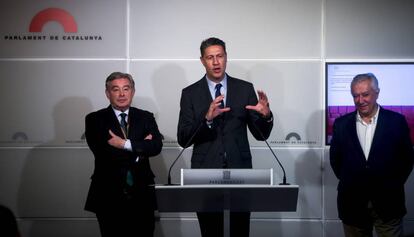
[84,106,163,213]
[330,107,414,226]
[177,75,273,168]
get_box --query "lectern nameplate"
[181,168,273,185]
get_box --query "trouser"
[343,206,403,237]
[96,210,154,237]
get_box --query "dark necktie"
[215,83,224,108]
[120,113,133,187]
[120,112,128,136]
[215,83,226,167]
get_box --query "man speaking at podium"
[177,37,274,237]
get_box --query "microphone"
[251,117,289,185]
[263,137,289,185]
[167,119,204,185]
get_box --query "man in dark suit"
[330,73,414,237]
[177,37,274,237]
[85,72,163,237]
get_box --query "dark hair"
[105,72,135,90]
[200,37,226,57]
[351,72,379,92]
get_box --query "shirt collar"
[112,107,129,118]
[206,74,228,90]
[356,105,379,125]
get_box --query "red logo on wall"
[3,7,102,41]
[29,8,77,33]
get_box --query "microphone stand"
[167,120,204,185]
[262,139,289,185]
[252,116,289,185]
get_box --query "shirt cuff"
[123,139,132,151]
[266,115,273,123]
[206,119,213,128]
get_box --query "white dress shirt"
[112,107,133,152]
[356,106,379,160]
[206,74,228,106]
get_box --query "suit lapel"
[200,76,213,104]
[347,112,366,158]
[197,77,214,119]
[225,75,234,109]
[367,107,384,160]
[105,105,126,139]
[128,108,139,140]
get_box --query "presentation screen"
[326,62,414,145]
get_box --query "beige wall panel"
[0,61,126,147]
[325,0,414,58]
[130,0,322,59]
[0,148,94,218]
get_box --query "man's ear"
[200,57,206,67]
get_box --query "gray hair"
[105,72,135,90]
[350,73,379,92]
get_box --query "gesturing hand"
[205,95,231,121]
[245,90,271,117]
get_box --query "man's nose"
[213,57,219,64]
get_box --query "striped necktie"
[120,113,133,187]
[215,83,224,108]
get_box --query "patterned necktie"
[215,83,224,108]
[126,170,134,187]
[120,112,128,136]
[120,113,133,187]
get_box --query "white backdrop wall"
[0,0,413,236]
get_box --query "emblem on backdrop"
[3,7,102,41]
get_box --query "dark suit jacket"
[330,106,414,227]
[177,75,273,168]
[84,106,163,213]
